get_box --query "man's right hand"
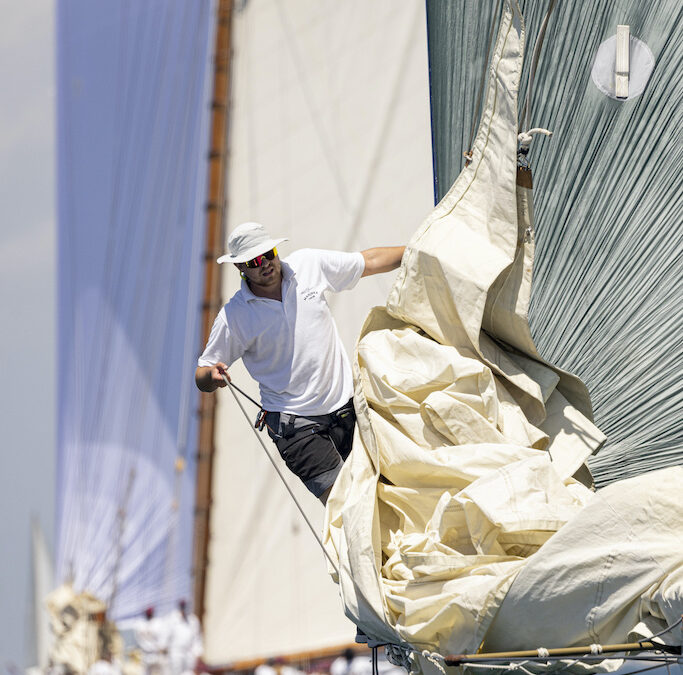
[195,362,230,392]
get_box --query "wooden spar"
[192,0,234,625]
[446,640,682,665]
[209,642,366,673]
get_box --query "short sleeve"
[315,250,365,292]
[197,308,246,368]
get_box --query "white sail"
[203,0,434,665]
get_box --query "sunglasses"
[244,248,278,268]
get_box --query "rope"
[223,375,341,577]
[518,127,553,150]
[226,378,262,411]
[420,650,447,675]
[647,615,682,641]
[385,644,413,671]
[225,383,420,653]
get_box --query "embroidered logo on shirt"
[303,290,319,301]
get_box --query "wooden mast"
[192,0,234,624]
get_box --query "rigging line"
[223,375,340,576]
[227,377,262,410]
[616,663,680,675]
[520,0,557,134]
[223,375,410,650]
[648,616,683,641]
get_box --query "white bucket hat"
[217,222,288,264]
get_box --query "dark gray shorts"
[264,399,356,498]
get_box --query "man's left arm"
[360,246,405,277]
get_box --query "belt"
[258,399,354,439]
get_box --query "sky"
[0,0,56,669]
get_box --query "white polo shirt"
[198,248,365,415]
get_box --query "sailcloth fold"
[323,0,682,662]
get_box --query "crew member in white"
[134,607,169,675]
[195,221,404,503]
[166,599,202,675]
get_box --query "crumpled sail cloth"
[323,0,683,663]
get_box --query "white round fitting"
[591,34,654,100]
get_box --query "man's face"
[237,249,282,290]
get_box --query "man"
[195,221,404,504]
[166,599,202,675]
[134,607,169,675]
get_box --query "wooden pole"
[446,640,681,665]
[192,0,233,626]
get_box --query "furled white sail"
[56,1,215,620]
[203,0,434,665]
[323,1,683,668]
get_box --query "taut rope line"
[223,375,340,577]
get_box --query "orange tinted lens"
[245,248,277,268]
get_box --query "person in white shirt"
[166,599,203,675]
[255,657,305,675]
[195,221,404,503]
[134,607,170,675]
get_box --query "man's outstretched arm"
[195,362,231,392]
[360,246,405,277]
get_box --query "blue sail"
[56,0,215,619]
